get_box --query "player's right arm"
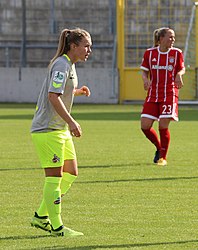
[140,50,151,90]
[48,92,82,137]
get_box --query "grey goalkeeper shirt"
[31,54,78,132]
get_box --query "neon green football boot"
[31,212,51,232]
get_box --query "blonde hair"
[153,27,170,47]
[49,28,91,67]
[153,29,160,47]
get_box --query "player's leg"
[31,130,82,237]
[44,164,83,237]
[158,100,178,165]
[141,102,161,163]
[157,118,171,166]
[61,160,78,197]
[31,131,64,233]
[60,131,78,197]
[43,168,63,231]
[31,167,63,230]
[49,130,83,237]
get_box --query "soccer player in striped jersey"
[140,27,185,166]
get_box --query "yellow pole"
[116,0,125,103]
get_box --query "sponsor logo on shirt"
[152,65,173,71]
[53,71,65,83]
[152,58,157,62]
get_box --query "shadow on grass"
[73,109,198,121]
[0,163,149,172]
[0,164,138,172]
[0,114,34,120]
[28,239,198,249]
[1,165,198,184]
[0,112,138,121]
[0,109,197,121]
[0,235,51,240]
[0,167,41,171]
[1,235,198,249]
[77,176,198,184]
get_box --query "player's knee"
[72,169,78,176]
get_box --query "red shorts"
[141,99,178,121]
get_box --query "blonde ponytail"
[153,29,159,47]
[49,29,70,67]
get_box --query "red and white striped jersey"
[140,47,185,102]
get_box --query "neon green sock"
[43,177,63,230]
[60,172,77,197]
[37,199,48,217]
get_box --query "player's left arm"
[74,85,91,96]
[175,70,185,89]
[175,52,185,89]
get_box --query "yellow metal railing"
[117,0,198,102]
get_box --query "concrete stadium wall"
[0,68,118,104]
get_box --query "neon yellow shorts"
[31,130,76,168]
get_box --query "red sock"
[142,128,161,150]
[159,128,170,159]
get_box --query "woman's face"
[160,29,175,49]
[72,36,92,62]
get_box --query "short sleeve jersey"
[31,54,78,132]
[140,47,185,102]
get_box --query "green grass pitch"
[0,103,198,250]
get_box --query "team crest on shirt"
[169,57,175,63]
[53,71,65,83]
[52,154,60,163]
[69,73,75,79]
